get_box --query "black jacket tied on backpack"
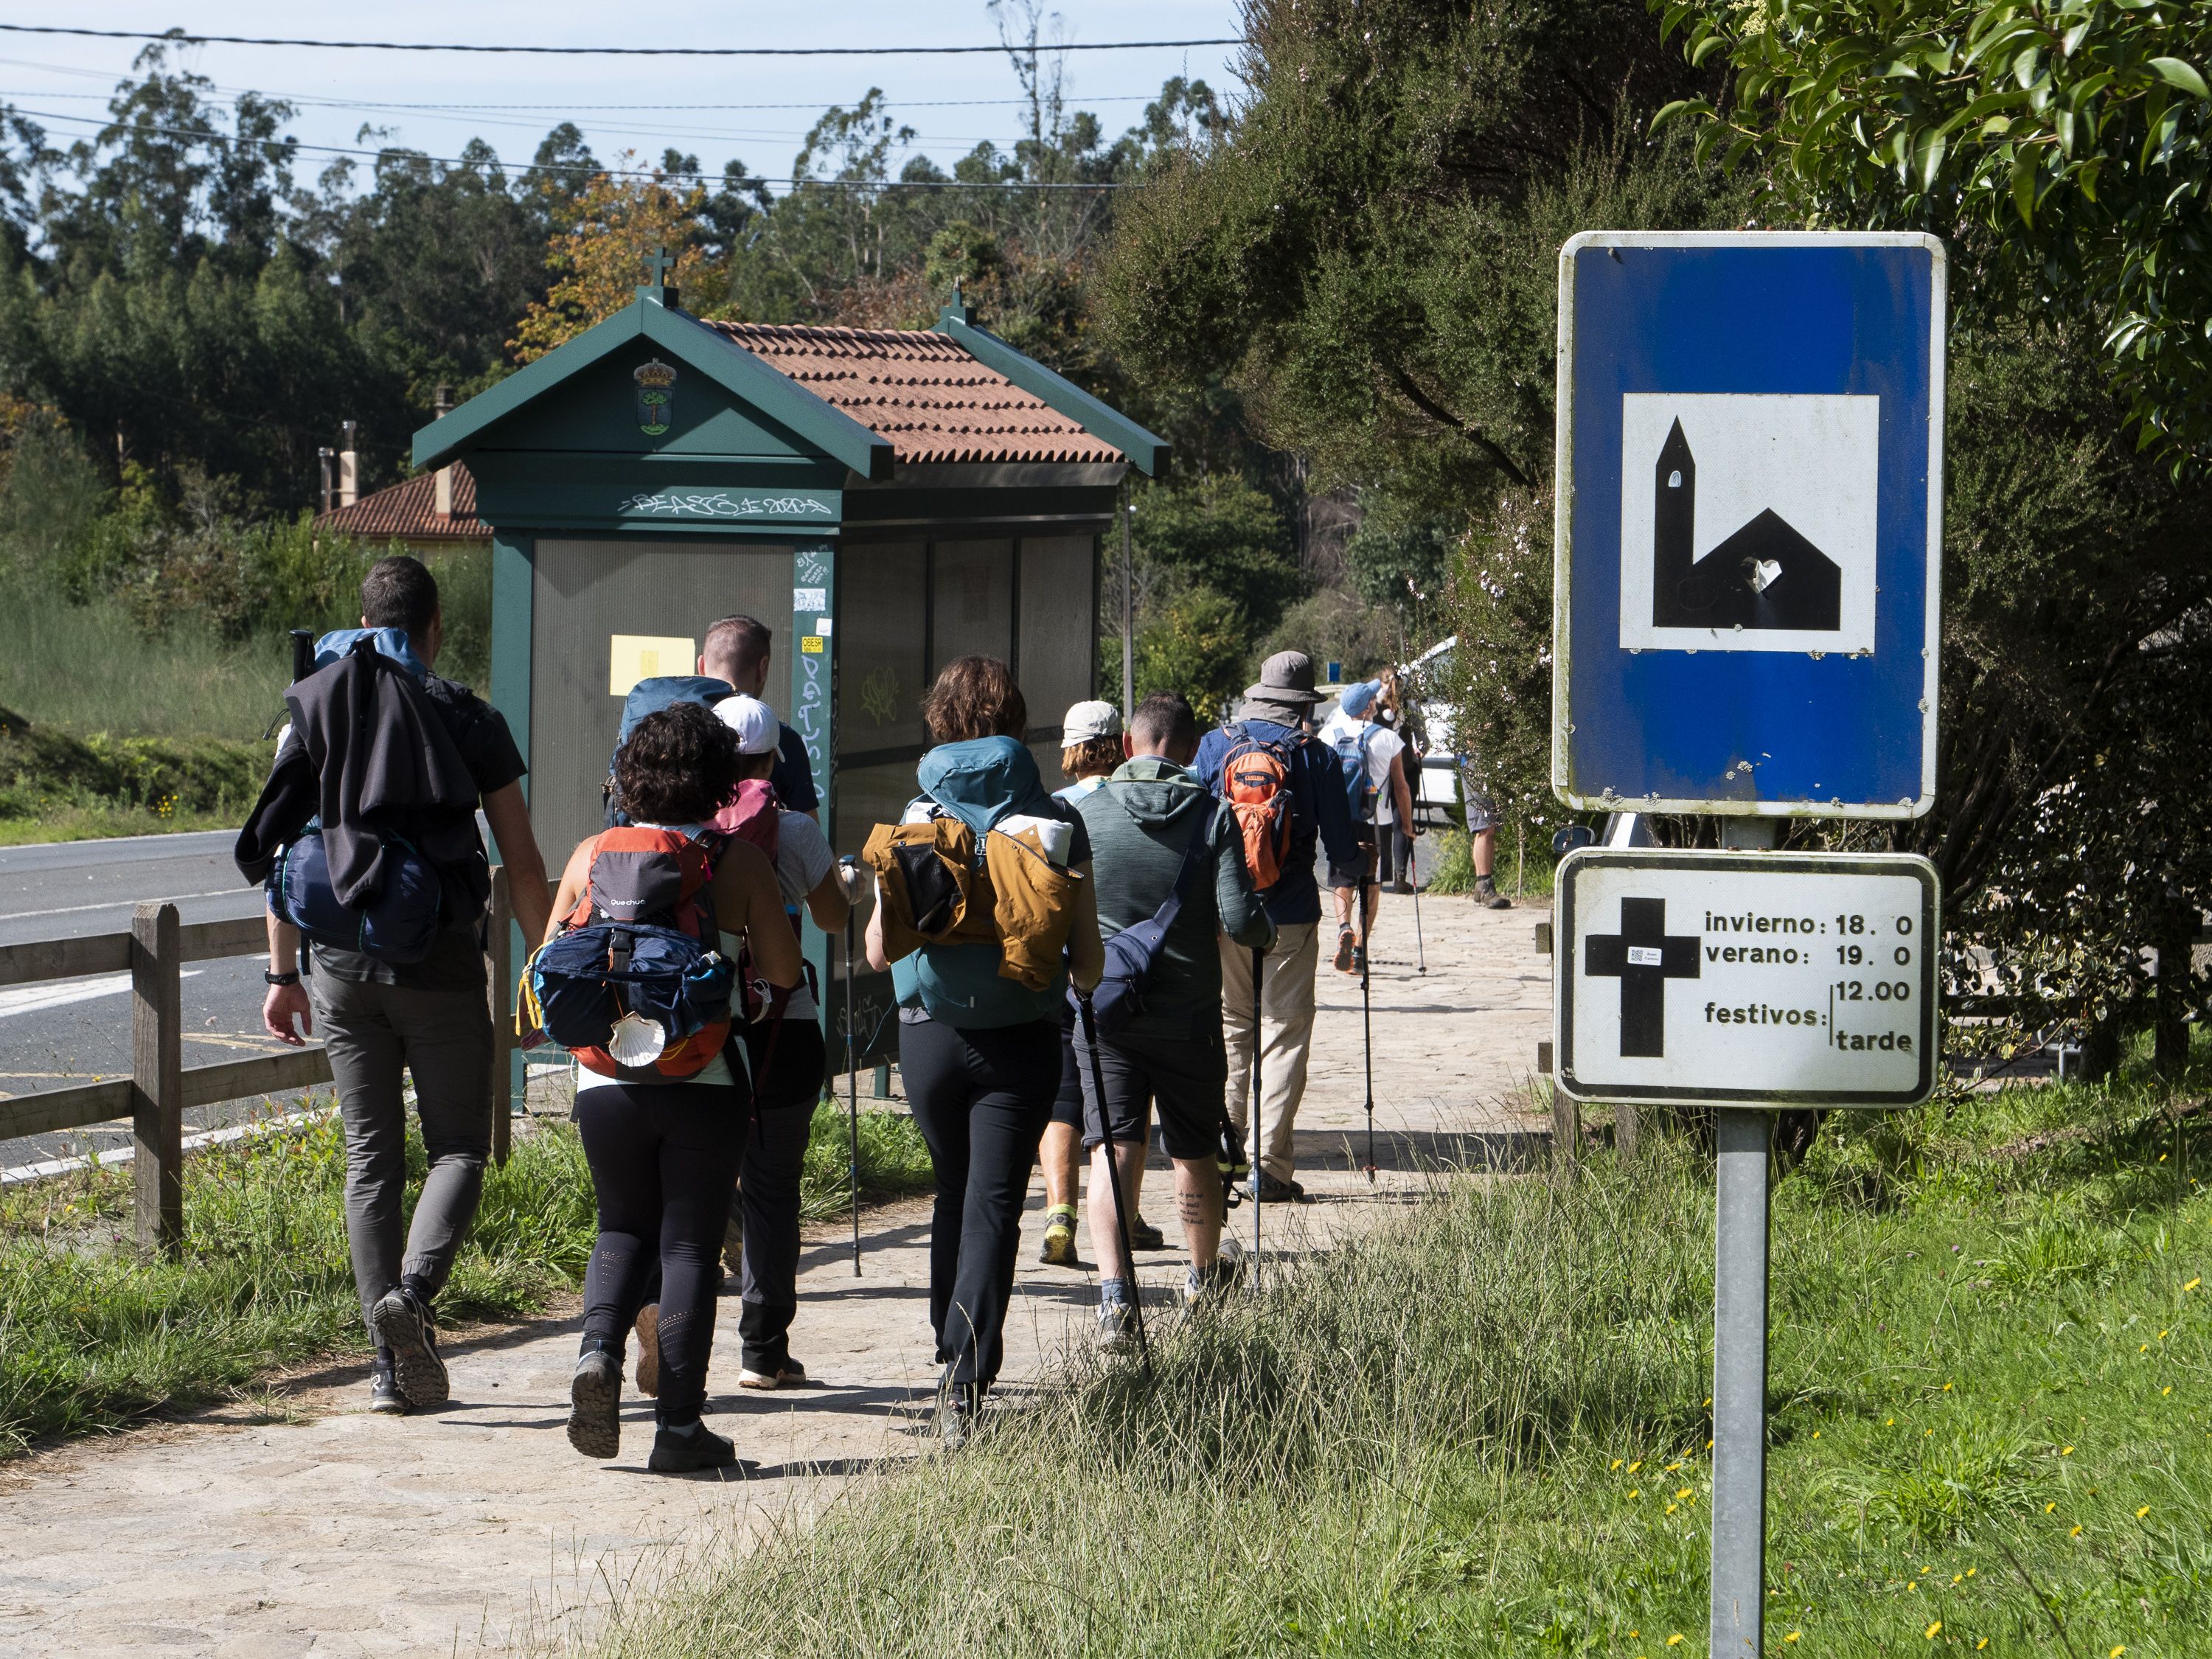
[235,637,489,919]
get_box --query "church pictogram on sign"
[1652,419,1842,632]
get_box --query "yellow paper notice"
[608,634,696,697]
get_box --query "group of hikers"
[237,554,1478,1472]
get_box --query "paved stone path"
[0,890,1549,1658]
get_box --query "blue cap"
[1340,679,1379,717]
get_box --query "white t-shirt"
[1318,709,1407,827]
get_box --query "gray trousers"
[310,974,493,1339]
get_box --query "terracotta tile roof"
[703,322,1125,466]
[314,462,487,540]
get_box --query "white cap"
[715,694,780,755]
[1062,700,1122,745]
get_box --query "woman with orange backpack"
[531,700,801,1473]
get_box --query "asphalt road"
[0,829,305,1170]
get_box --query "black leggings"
[734,1018,825,1371]
[575,1079,748,1426]
[900,1015,1058,1389]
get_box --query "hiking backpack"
[1081,807,1211,1043]
[602,675,735,826]
[1217,723,1298,891]
[1327,720,1383,825]
[521,826,734,1081]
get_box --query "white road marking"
[0,888,245,923]
[0,970,202,1019]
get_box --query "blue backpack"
[603,676,734,826]
[272,827,445,964]
[1329,721,1382,824]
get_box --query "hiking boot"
[1246,1170,1306,1203]
[1183,1259,1243,1310]
[1127,1212,1166,1251]
[1333,928,1357,973]
[633,1303,660,1399]
[367,1350,407,1416]
[369,1284,449,1408]
[739,1358,809,1392]
[648,1419,740,1474]
[1038,1203,1078,1267]
[933,1380,986,1451]
[1096,1279,1138,1352]
[566,1346,623,1460]
[1388,877,1415,895]
[1475,875,1512,911]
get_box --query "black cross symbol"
[1584,897,1701,1057]
[642,245,676,287]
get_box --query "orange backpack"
[1218,723,1296,891]
[558,826,728,1080]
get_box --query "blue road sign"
[1554,233,1944,818]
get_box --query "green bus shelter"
[414,267,1165,1068]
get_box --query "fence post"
[1617,1102,1641,1161]
[487,865,515,1165]
[131,901,183,1256]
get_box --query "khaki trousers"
[1219,921,1319,1183]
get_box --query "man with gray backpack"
[1071,692,1275,1338]
[239,556,552,1416]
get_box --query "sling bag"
[1077,807,1212,1043]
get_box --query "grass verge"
[577,1060,2212,1658]
[0,1098,934,1455]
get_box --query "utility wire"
[0,24,1239,57]
[11,105,1144,187]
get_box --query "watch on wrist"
[264,970,301,987]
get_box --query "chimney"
[338,420,359,508]
[318,447,335,514]
[432,386,455,519]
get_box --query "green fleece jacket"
[1074,755,1277,1041]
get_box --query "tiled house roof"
[314,462,487,541]
[703,322,1127,467]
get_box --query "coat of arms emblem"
[633,358,676,437]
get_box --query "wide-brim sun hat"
[1242,648,1323,705]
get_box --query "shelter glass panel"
[832,759,919,863]
[1018,535,1096,739]
[931,539,1013,670]
[837,542,928,759]
[529,538,793,858]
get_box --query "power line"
[0,24,1239,58]
[10,105,1143,188]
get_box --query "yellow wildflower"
[2137,1505,2150,1518]
[1927,1621,1943,1639]
[1612,1458,1624,1470]
[2070,1524,2084,1537]
[1668,1638,1685,1649]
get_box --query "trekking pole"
[1250,946,1264,1294]
[1074,992,1150,1373]
[1359,796,1379,1183]
[843,858,861,1276]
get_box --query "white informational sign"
[1617,392,1879,655]
[1555,848,1938,1106]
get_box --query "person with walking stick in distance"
[862,658,1105,1447]
[842,857,863,1274]
[1070,693,1275,1338]
[1194,653,1360,1204]
[1322,680,1416,978]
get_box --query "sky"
[2,3,1249,191]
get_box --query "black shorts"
[1327,836,1381,893]
[1071,1024,1226,1161]
[1051,1000,1085,1129]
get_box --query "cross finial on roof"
[936,278,973,332]
[638,244,681,307]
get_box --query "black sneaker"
[1127,1213,1166,1251]
[1388,878,1415,895]
[648,1419,740,1473]
[369,1285,449,1408]
[368,1351,407,1416]
[567,1346,622,1460]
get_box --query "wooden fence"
[0,868,519,1258]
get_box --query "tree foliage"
[1658,0,2212,465]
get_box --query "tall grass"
[0,1101,933,1453]
[580,1056,2212,1658]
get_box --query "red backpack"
[1219,723,1296,891]
[710,779,781,863]
[557,826,728,1080]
